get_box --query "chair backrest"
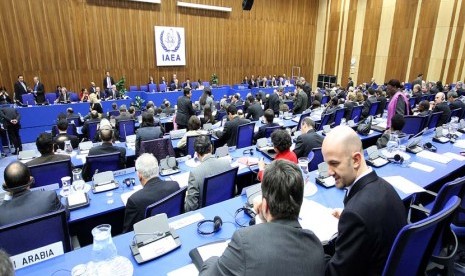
[430,176,465,216]
[86,152,121,178]
[216,110,227,122]
[108,110,120,117]
[148,84,157,92]
[202,167,239,207]
[29,159,73,188]
[145,187,187,218]
[382,196,460,276]
[420,94,429,102]
[317,113,331,131]
[159,84,167,92]
[202,81,210,88]
[350,105,363,123]
[118,120,135,141]
[45,93,57,104]
[186,134,212,157]
[408,97,417,109]
[236,122,255,149]
[296,112,311,131]
[87,121,99,141]
[321,95,330,105]
[67,117,82,127]
[368,101,380,117]
[333,108,346,126]
[129,85,138,92]
[449,108,462,122]
[21,94,35,105]
[265,126,281,138]
[402,115,427,136]
[140,85,149,92]
[52,124,77,137]
[140,138,175,161]
[69,93,79,102]
[308,147,323,171]
[0,208,72,257]
[427,111,443,129]
[285,100,294,111]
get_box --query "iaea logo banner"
[154,26,186,66]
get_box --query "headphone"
[423,142,437,152]
[2,177,35,193]
[387,154,404,164]
[123,178,135,187]
[234,207,256,227]
[197,216,223,235]
[242,148,254,155]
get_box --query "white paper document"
[196,240,230,261]
[167,264,198,276]
[298,199,339,242]
[67,192,87,206]
[453,139,465,149]
[169,212,205,230]
[383,176,425,194]
[409,162,435,172]
[443,152,465,161]
[169,172,190,188]
[417,150,453,164]
[120,185,143,205]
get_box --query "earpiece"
[388,154,404,164]
[423,142,437,152]
[197,216,223,235]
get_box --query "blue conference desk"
[16,99,132,143]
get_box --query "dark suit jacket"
[376,96,387,116]
[326,170,406,276]
[88,143,126,169]
[81,118,101,139]
[343,101,356,120]
[54,133,80,150]
[216,116,251,147]
[449,99,465,118]
[57,92,71,103]
[175,96,196,127]
[105,90,120,100]
[0,107,20,127]
[14,81,28,102]
[361,95,377,119]
[268,92,281,115]
[293,91,308,114]
[135,126,164,156]
[123,177,179,232]
[26,153,71,167]
[201,219,325,276]
[293,130,324,158]
[433,101,451,126]
[0,190,65,226]
[103,76,115,90]
[33,82,45,103]
[254,122,279,141]
[245,102,264,121]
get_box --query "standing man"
[293,83,308,114]
[200,160,325,275]
[268,87,283,116]
[14,74,28,104]
[103,71,115,95]
[300,77,312,108]
[293,117,323,158]
[0,105,22,154]
[323,126,406,275]
[32,76,45,104]
[123,153,179,232]
[245,96,264,121]
[175,88,196,129]
[346,77,354,91]
[184,135,231,212]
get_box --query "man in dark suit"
[294,117,323,158]
[447,90,465,119]
[27,133,71,166]
[115,105,133,126]
[215,105,251,147]
[323,126,406,275]
[300,77,312,108]
[55,87,71,104]
[32,76,45,104]
[268,88,283,116]
[161,100,175,116]
[14,74,28,103]
[346,77,354,91]
[432,92,451,127]
[53,119,79,151]
[103,71,115,94]
[0,161,66,226]
[106,85,120,100]
[245,96,264,121]
[361,88,378,119]
[175,88,196,129]
[254,109,279,141]
[81,110,101,140]
[89,82,97,94]
[293,84,309,114]
[0,105,22,154]
[123,153,179,232]
[200,160,325,275]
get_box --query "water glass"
[61,176,71,197]
[92,224,117,262]
[298,157,310,175]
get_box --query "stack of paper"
[417,150,453,164]
[383,176,425,194]
[298,199,339,242]
[169,172,190,188]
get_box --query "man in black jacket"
[268,88,283,116]
[432,92,451,127]
[0,105,22,154]
[245,96,264,121]
[293,84,308,114]
[293,117,323,158]
[176,88,196,129]
[32,76,45,104]
[13,75,28,103]
[215,105,250,147]
[448,90,465,119]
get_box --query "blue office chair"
[202,82,210,88]
[216,110,227,122]
[320,96,330,105]
[236,122,255,149]
[67,117,82,127]
[108,110,120,117]
[201,167,239,208]
[449,108,462,122]
[159,84,167,92]
[51,124,78,137]
[29,159,73,188]
[402,115,427,136]
[0,208,72,256]
[69,93,79,102]
[118,120,135,142]
[140,85,149,92]
[296,112,311,131]
[85,152,122,181]
[140,138,176,162]
[148,84,157,92]
[382,196,460,276]
[45,93,57,104]
[316,113,331,131]
[186,134,212,157]
[86,121,100,142]
[191,82,199,89]
[333,108,346,126]
[22,94,35,105]
[368,101,380,117]
[350,105,363,123]
[308,147,323,172]
[285,100,294,111]
[129,85,138,92]
[145,187,187,218]
[426,111,443,129]
[408,97,417,110]
[265,126,281,138]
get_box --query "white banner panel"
[155,26,186,66]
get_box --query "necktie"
[343,189,349,205]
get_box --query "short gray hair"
[135,153,159,180]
